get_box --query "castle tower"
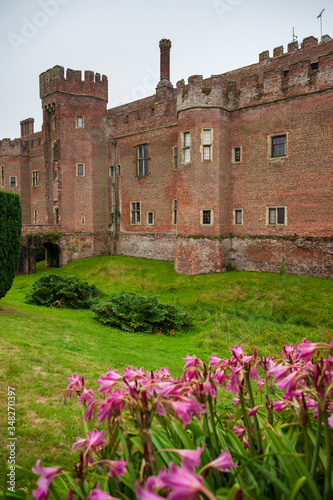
[156,39,173,99]
[39,66,109,259]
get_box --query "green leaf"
[288,476,308,500]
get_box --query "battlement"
[39,66,108,101]
[177,35,333,113]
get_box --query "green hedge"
[0,191,22,300]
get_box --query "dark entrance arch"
[43,242,60,268]
[19,233,62,274]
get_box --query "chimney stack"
[157,39,173,99]
[20,118,34,137]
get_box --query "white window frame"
[10,176,17,187]
[269,133,288,159]
[76,163,85,177]
[147,211,154,225]
[183,131,191,164]
[202,129,212,161]
[233,209,243,225]
[137,144,148,177]
[131,201,141,225]
[200,209,214,226]
[232,147,242,163]
[76,116,84,128]
[266,206,287,226]
[33,209,38,224]
[81,216,85,225]
[32,170,38,187]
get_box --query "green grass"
[0,255,332,488]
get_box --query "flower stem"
[245,373,261,453]
[239,390,256,457]
[323,411,332,500]
[310,407,322,478]
[302,425,310,470]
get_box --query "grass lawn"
[0,255,332,489]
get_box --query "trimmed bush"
[92,292,193,334]
[26,273,103,309]
[0,191,22,300]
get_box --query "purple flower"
[165,444,204,470]
[159,462,205,500]
[77,388,96,405]
[135,477,165,500]
[233,425,246,439]
[276,370,300,393]
[248,405,263,417]
[297,339,324,362]
[267,364,292,383]
[206,449,238,472]
[169,398,207,427]
[97,368,123,395]
[107,458,128,481]
[123,366,146,381]
[182,354,204,370]
[87,483,120,500]
[328,414,333,428]
[95,389,127,424]
[72,428,107,453]
[66,373,84,393]
[32,461,62,500]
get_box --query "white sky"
[0,0,331,140]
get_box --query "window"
[233,147,241,163]
[109,166,114,177]
[137,144,148,177]
[283,69,289,78]
[267,207,286,225]
[183,132,190,163]
[310,61,318,71]
[10,177,16,187]
[147,211,154,225]
[1,166,4,187]
[203,130,212,160]
[173,147,178,170]
[271,135,287,158]
[52,141,58,162]
[54,207,59,224]
[34,210,38,224]
[32,170,38,187]
[81,216,85,225]
[172,200,177,225]
[76,116,84,128]
[202,209,212,225]
[118,165,121,176]
[77,163,85,177]
[131,202,141,224]
[234,209,243,225]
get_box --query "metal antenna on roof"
[317,9,325,40]
[292,27,298,42]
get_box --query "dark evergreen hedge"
[0,191,22,300]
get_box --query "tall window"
[1,166,4,187]
[137,144,148,177]
[10,177,16,187]
[77,163,85,177]
[268,207,286,225]
[202,210,212,225]
[147,211,154,225]
[183,132,190,163]
[32,170,38,187]
[271,135,287,158]
[131,202,141,224]
[233,147,241,163]
[76,116,84,128]
[173,200,177,225]
[173,147,178,170]
[203,130,212,160]
[54,207,59,224]
[34,210,38,224]
[234,209,243,225]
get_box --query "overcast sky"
[0,0,331,140]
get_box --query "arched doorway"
[43,242,60,268]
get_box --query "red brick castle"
[1,36,332,278]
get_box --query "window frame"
[173,146,178,170]
[32,170,38,187]
[202,129,212,161]
[76,163,85,177]
[147,211,154,226]
[76,115,84,128]
[137,144,149,177]
[172,199,177,225]
[131,201,141,225]
[183,131,191,164]
[233,209,243,225]
[81,216,85,225]
[201,209,214,226]
[33,209,38,225]
[266,206,287,226]
[10,176,17,187]
[232,147,242,163]
[109,165,114,177]
[1,166,4,187]
[270,134,288,159]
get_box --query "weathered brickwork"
[1,35,332,278]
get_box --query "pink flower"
[136,476,165,500]
[182,353,204,370]
[166,444,205,470]
[97,368,123,395]
[233,425,246,440]
[95,389,127,424]
[328,415,333,428]
[169,398,207,427]
[107,458,128,481]
[32,461,62,500]
[229,345,245,362]
[77,388,96,405]
[66,373,84,393]
[72,428,107,453]
[209,353,223,366]
[123,366,146,381]
[87,483,120,500]
[233,396,240,405]
[248,405,263,417]
[159,463,205,500]
[206,449,238,472]
[283,343,296,358]
[297,339,323,362]
[267,364,292,383]
[272,400,288,412]
[276,370,300,393]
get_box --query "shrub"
[0,191,22,300]
[92,292,193,334]
[26,273,103,309]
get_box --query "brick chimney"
[20,118,34,137]
[156,39,173,98]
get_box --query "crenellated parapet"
[177,35,333,113]
[40,65,108,101]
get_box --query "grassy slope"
[0,255,332,487]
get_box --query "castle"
[1,36,332,278]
